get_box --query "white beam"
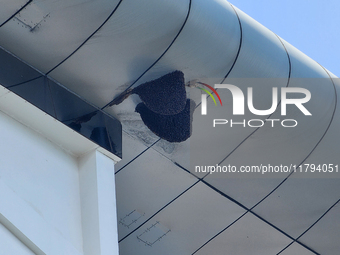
[79,150,119,255]
[0,179,82,255]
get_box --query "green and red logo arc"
[196,82,223,106]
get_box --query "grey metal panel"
[280,243,315,255]
[194,213,291,255]
[298,202,340,255]
[0,0,28,25]
[253,177,340,238]
[105,0,242,139]
[203,77,335,206]
[281,38,332,78]
[0,0,121,72]
[105,0,242,157]
[114,131,148,173]
[119,182,245,255]
[203,37,336,209]
[196,6,292,168]
[148,3,292,176]
[49,0,190,107]
[250,77,340,238]
[128,0,241,88]
[115,147,197,239]
[300,77,340,168]
[226,6,289,79]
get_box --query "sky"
[228,0,340,77]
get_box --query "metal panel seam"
[45,0,124,75]
[103,0,192,109]
[0,0,32,28]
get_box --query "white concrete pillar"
[78,150,119,255]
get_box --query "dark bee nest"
[133,70,186,115]
[136,99,196,143]
[111,70,196,143]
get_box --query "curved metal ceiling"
[0,0,339,254]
